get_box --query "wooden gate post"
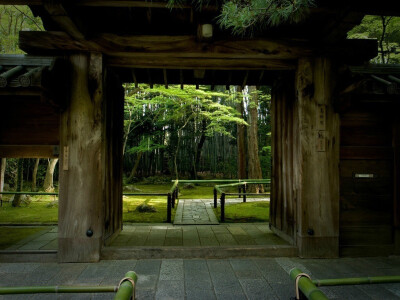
[0,158,5,205]
[295,57,340,258]
[58,53,105,262]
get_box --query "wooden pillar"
[393,111,400,254]
[58,53,105,262]
[0,158,5,203]
[295,57,340,258]
[270,75,296,245]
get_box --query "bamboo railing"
[0,271,138,300]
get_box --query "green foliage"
[348,15,400,64]
[168,0,314,35]
[0,5,44,54]
[214,201,270,222]
[218,0,314,35]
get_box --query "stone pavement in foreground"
[2,257,400,299]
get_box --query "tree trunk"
[0,158,6,204]
[247,86,264,193]
[32,158,40,191]
[236,86,247,179]
[43,158,58,192]
[127,151,143,182]
[12,159,23,207]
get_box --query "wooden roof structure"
[2,0,398,86]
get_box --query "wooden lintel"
[0,145,59,158]
[106,56,296,70]
[20,31,377,68]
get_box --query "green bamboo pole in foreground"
[313,276,400,287]
[0,286,117,295]
[114,271,138,300]
[0,192,58,196]
[289,268,329,300]
[0,271,138,299]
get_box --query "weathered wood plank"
[103,71,124,245]
[295,57,340,258]
[19,31,376,69]
[0,145,58,158]
[0,96,59,145]
[340,146,393,160]
[58,53,104,263]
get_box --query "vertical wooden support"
[58,53,105,262]
[295,57,340,258]
[270,75,296,245]
[103,70,124,246]
[0,158,5,205]
[213,188,217,208]
[171,190,175,208]
[167,193,172,223]
[243,184,247,203]
[393,113,400,253]
[221,193,225,222]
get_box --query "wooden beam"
[0,145,59,158]
[107,56,296,70]
[163,69,168,89]
[180,69,184,89]
[19,31,377,69]
[43,3,85,41]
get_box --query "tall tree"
[0,5,44,54]
[236,86,247,179]
[43,158,58,192]
[246,86,264,193]
[348,16,400,64]
[11,158,23,207]
[31,158,40,191]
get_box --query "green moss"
[0,196,58,224]
[214,201,270,223]
[0,227,47,249]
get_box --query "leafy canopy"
[168,0,314,35]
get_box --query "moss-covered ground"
[0,183,269,224]
[214,201,270,223]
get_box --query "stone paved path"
[2,257,400,299]
[174,199,219,225]
[110,223,287,247]
[0,224,287,251]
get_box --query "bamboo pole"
[0,286,117,295]
[0,192,58,196]
[313,276,400,287]
[114,271,138,300]
[289,268,329,300]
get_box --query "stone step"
[101,245,297,260]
